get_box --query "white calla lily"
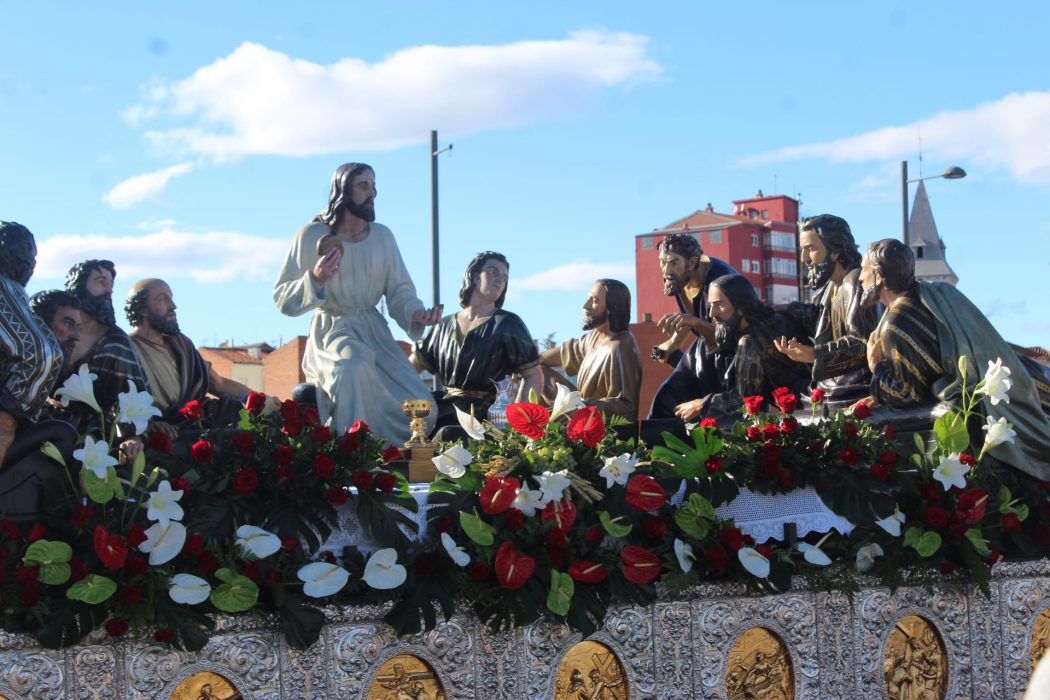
[432,444,473,478]
[168,573,211,605]
[798,543,832,567]
[533,470,571,507]
[454,406,486,440]
[146,480,184,525]
[549,384,586,421]
[598,453,637,489]
[875,506,906,537]
[116,381,161,434]
[440,532,471,567]
[855,543,884,573]
[933,453,969,491]
[674,538,695,573]
[982,416,1016,449]
[738,547,770,579]
[512,483,544,517]
[73,435,118,479]
[978,357,1012,406]
[139,521,187,565]
[235,525,282,559]
[362,548,407,590]
[298,561,351,598]
[55,363,102,414]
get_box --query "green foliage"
[66,575,117,604]
[674,493,716,540]
[546,570,574,616]
[210,569,259,613]
[460,510,496,546]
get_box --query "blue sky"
[3,2,1048,353]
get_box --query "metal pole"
[430,130,440,307]
[901,160,909,246]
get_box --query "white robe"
[273,221,434,444]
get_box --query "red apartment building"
[635,191,801,323]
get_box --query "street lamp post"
[901,161,967,246]
[430,130,453,307]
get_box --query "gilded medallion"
[553,640,629,700]
[367,655,445,700]
[168,672,242,700]
[1031,607,1050,673]
[884,615,948,700]
[725,627,794,699]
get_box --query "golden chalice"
[401,399,433,448]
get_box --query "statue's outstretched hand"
[673,399,704,422]
[773,336,816,364]
[413,305,443,326]
[657,312,698,336]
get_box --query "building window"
[644,313,652,322]
[751,233,759,246]
[707,229,722,244]
[740,258,749,272]
[640,237,654,249]
[761,209,769,219]
[749,209,758,219]
[764,231,795,251]
[752,260,762,274]
[916,246,924,259]
[765,258,797,277]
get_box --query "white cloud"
[103,163,194,209]
[34,226,286,284]
[514,261,635,293]
[128,31,660,161]
[743,91,1050,184]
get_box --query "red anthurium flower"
[94,525,128,570]
[625,475,668,512]
[743,395,765,415]
[621,546,662,584]
[479,476,521,515]
[541,499,577,534]
[505,402,550,439]
[568,559,609,583]
[494,541,535,589]
[566,407,605,447]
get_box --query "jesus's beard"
[79,292,116,327]
[347,199,376,222]
[712,313,743,355]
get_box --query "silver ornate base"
[2,559,1048,699]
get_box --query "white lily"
[798,543,832,567]
[168,573,211,605]
[298,561,350,598]
[73,435,119,479]
[738,547,770,579]
[362,548,407,590]
[549,384,585,421]
[982,416,1016,449]
[440,532,470,567]
[432,444,473,478]
[875,505,906,537]
[139,520,187,566]
[533,470,571,507]
[146,480,184,525]
[55,363,102,414]
[673,538,695,573]
[116,381,161,434]
[598,453,637,489]
[978,357,1012,406]
[235,525,282,559]
[454,406,486,440]
[933,453,969,491]
[855,543,884,573]
[512,483,545,517]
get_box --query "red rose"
[743,395,765,415]
[842,422,859,439]
[279,399,299,421]
[94,525,128,570]
[434,515,455,534]
[182,533,204,556]
[566,407,605,447]
[146,430,173,454]
[125,554,149,577]
[311,424,332,444]
[301,406,319,427]
[381,445,403,464]
[762,460,780,477]
[699,417,719,429]
[69,505,96,527]
[762,423,780,440]
[838,448,859,466]
[105,618,129,638]
[706,544,729,571]
[119,583,142,604]
[179,400,204,422]
[312,453,336,480]
[743,535,756,546]
[762,441,782,462]
[273,445,294,466]
[18,588,40,607]
[922,481,941,502]
[231,431,256,455]
[338,433,360,454]
[773,389,797,414]
[275,466,295,482]
[469,560,491,582]
[941,562,957,576]
[781,417,799,434]
[190,439,213,463]
[870,463,890,481]
[1002,513,1022,533]
[69,556,89,582]
[375,472,397,493]
[643,515,667,539]
[547,546,566,569]
[541,499,577,534]
[705,456,724,474]
[282,415,302,437]
[584,526,603,544]
[479,476,520,515]
[777,469,792,489]
[352,471,374,490]
[879,450,898,466]
[15,565,39,586]
[505,402,550,439]
[233,467,259,496]
[719,526,743,551]
[154,628,175,643]
[1041,502,1050,521]
[923,507,949,530]
[746,426,762,441]
[265,567,279,584]
[809,439,824,454]
[281,537,299,554]
[0,519,19,538]
[852,402,872,420]
[505,507,526,531]
[959,453,977,467]
[621,545,662,584]
[625,475,668,512]
[957,489,989,524]
[494,541,535,589]
[245,391,267,415]
[242,561,261,582]
[987,549,1001,565]
[568,559,608,583]
[884,424,895,439]
[755,544,774,558]
[327,486,349,505]
[810,388,826,403]
[26,523,48,541]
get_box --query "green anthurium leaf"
[999,486,1014,513]
[911,531,942,558]
[546,570,574,616]
[66,574,117,604]
[39,562,72,585]
[23,540,73,565]
[1015,504,1030,521]
[903,527,922,549]
[965,528,991,556]
[598,511,632,538]
[933,412,969,455]
[82,469,115,504]
[674,493,716,540]
[460,510,496,546]
[210,572,259,613]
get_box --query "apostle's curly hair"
[124,287,151,328]
[29,290,80,326]
[65,259,116,296]
[0,221,37,287]
[798,214,862,270]
[459,251,509,309]
[866,239,916,293]
[657,232,702,261]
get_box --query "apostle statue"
[539,279,643,421]
[274,162,441,443]
[411,252,542,432]
[28,290,82,378]
[774,214,880,401]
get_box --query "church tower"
[908,180,958,285]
